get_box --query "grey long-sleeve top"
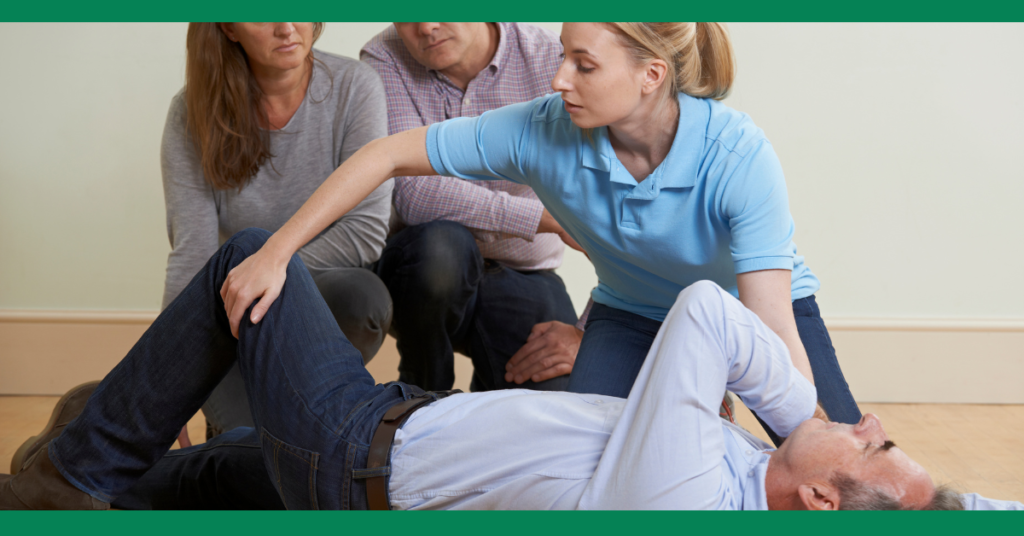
[160,51,393,309]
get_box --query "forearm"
[737,269,814,385]
[297,180,393,273]
[265,127,432,262]
[773,324,813,385]
[393,175,543,240]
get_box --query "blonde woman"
[223,23,861,442]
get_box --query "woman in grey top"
[162,23,394,441]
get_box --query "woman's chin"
[568,114,602,130]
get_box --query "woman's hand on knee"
[220,248,289,338]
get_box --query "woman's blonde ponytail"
[609,22,735,101]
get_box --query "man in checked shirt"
[361,23,588,393]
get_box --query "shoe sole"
[9,381,100,475]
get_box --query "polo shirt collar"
[580,93,708,189]
[658,93,708,189]
[580,130,612,173]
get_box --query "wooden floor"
[2,395,1022,504]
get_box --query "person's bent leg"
[313,267,393,364]
[567,304,662,398]
[200,267,393,439]
[465,266,577,392]
[375,221,482,390]
[793,295,862,424]
[112,428,283,510]
[46,228,281,503]
[200,365,254,438]
[228,244,416,510]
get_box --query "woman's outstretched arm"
[219,126,433,337]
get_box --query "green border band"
[3,0,1024,22]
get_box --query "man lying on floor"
[0,229,970,510]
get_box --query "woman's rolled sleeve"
[425,100,538,185]
[722,141,799,275]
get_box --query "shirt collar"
[580,93,709,189]
[488,23,511,73]
[659,93,708,189]
[742,454,772,511]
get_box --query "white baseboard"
[1,310,1021,403]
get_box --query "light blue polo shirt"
[426,92,819,322]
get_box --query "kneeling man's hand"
[505,321,583,384]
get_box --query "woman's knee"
[313,268,392,364]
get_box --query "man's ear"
[797,482,839,511]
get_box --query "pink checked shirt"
[361,23,565,270]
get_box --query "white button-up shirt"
[388,281,817,509]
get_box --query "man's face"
[393,23,487,72]
[775,414,935,508]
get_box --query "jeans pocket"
[259,427,321,510]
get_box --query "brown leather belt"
[365,390,461,510]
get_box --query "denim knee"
[223,228,273,256]
[383,221,481,303]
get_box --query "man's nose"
[854,413,889,442]
[418,23,441,36]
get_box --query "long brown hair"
[608,23,735,101]
[184,23,325,190]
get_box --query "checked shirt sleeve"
[362,48,543,242]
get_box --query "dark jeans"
[568,296,862,444]
[49,228,425,510]
[202,266,393,437]
[375,221,577,393]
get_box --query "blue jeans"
[202,267,393,437]
[49,228,428,509]
[568,296,862,444]
[375,221,577,393]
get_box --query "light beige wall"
[0,23,562,311]
[5,23,1019,317]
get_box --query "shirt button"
[748,471,754,477]
[464,98,471,105]
[745,450,753,455]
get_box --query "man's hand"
[505,321,583,384]
[537,209,587,256]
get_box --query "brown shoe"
[10,381,100,475]
[1,448,109,510]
